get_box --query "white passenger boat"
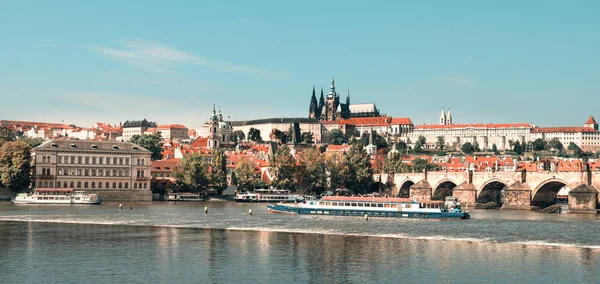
[235,189,304,203]
[12,188,102,204]
[267,196,470,219]
[165,192,205,202]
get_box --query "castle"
[309,78,380,121]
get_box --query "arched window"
[91,182,95,188]
[42,156,47,163]
[113,182,116,189]
[125,183,128,189]
[136,170,140,177]
[38,181,43,188]
[56,182,61,188]
[106,182,109,189]
[143,183,147,189]
[84,182,88,188]
[63,182,68,188]
[134,183,137,189]
[70,182,74,188]
[77,182,81,188]
[49,182,53,188]
[43,181,48,188]
[98,182,102,189]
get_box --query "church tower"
[323,77,340,121]
[346,88,350,105]
[318,88,325,118]
[439,108,446,125]
[208,105,219,149]
[309,86,318,119]
[446,109,452,125]
[584,116,598,130]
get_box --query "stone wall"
[410,188,431,202]
[86,189,152,201]
[453,189,476,207]
[502,190,531,209]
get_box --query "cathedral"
[309,78,380,121]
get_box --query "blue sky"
[1,1,599,128]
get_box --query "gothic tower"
[346,88,350,105]
[309,86,318,119]
[439,108,446,125]
[318,87,325,117]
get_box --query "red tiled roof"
[415,123,531,130]
[190,137,208,148]
[532,127,598,133]
[347,116,392,126]
[157,124,188,130]
[389,118,413,125]
[585,116,597,124]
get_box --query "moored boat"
[12,188,102,205]
[235,189,304,203]
[165,192,205,202]
[267,196,470,219]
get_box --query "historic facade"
[195,105,232,148]
[156,124,189,141]
[122,119,157,141]
[309,78,379,121]
[531,116,600,152]
[32,140,152,192]
[231,118,322,143]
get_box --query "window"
[85,157,89,164]
[134,183,137,189]
[42,156,46,163]
[98,182,102,189]
[77,182,81,188]
[91,182,95,189]
[112,145,119,150]
[70,182,74,188]
[56,182,61,188]
[125,158,129,165]
[91,144,98,149]
[113,182,116,189]
[78,157,82,164]
[119,158,123,165]
[143,183,147,189]
[125,183,128,189]
[105,182,109,189]
[85,169,89,176]
[119,182,122,189]
[99,157,103,164]
[70,143,76,148]
[49,182,53,188]
[92,157,96,164]
[84,182,88,188]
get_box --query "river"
[0,201,598,283]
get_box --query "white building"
[156,124,189,140]
[122,119,157,141]
[531,116,600,152]
[231,118,322,143]
[195,106,232,148]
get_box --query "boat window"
[377,204,384,208]
[351,203,357,207]
[358,203,364,207]
[385,204,391,208]
[391,204,397,208]
[344,202,351,206]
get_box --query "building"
[195,106,232,148]
[409,109,532,150]
[156,124,189,140]
[320,116,414,143]
[309,78,380,121]
[32,140,152,200]
[231,117,322,143]
[122,119,157,141]
[530,116,600,152]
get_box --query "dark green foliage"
[130,133,164,160]
[0,141,32,190]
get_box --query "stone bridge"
[374,170,600,212]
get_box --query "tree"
[0,141,32,190]
[340,143,374,194]
[325,153,344,190]
[231,130,245,143]
[0,126,16,147]
[512,140,524,155]
[413,158,441,173]
[491,143,499,155]
[330,129,347,145]
[384,152,404,173]
[435,136,445,153]
[301,132,314,144]
[473,141,481,152]
[461,142,475,155]
[531,138,547,151]
[234,157,257,190]
[209,149,227,194]
[173,153,209,192]
[270,128,283,142]
[296,147,326,194]
[269,144,297,189]
[414,136,426,151]
[130,133,164,160]
[20,137,45,148]
[549,138,563,151]
[247,127,262,143]
[360,131,388,149]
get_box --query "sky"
[0,1,599,129]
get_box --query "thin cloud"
[87,39,277,77]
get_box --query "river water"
[1,201,598,283]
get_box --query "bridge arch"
[432,179,457,201]
[476,180,507,206]
[398,179,415,198]
[531,178,569,206]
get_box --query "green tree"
[210,149,227,194]
[531,138,547,151]
[130,133,164,160]
[231,130,245,143]
[296,147,326,194]
[247,127,262,143]
[269,144,297,189]
[413,158,441,173]
[360,131,388,149]
[234,157,258,190]
[173,153,209,192]
[340,143,374,194]
[0,126,16,147]
[301,132,314,144]
[435,136,445,153]
[461,142,475,155]
[20,137,45,148]
[330,129,347,145]
[473,141,481,152]
[549,138,564,151]
[325,153,344,190]
[512,140,524,155]
[384,152,404,173]
[491,143,499,155]
[270,128,283,142]
[0,141,32,190]
[414,136,426,151]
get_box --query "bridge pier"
[568,184,599,214]
[452,182,477,207]
[501,182,532,210]
[409,180,432,202]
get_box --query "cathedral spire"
[309,86,318,119]
[346,87,350,105]
[439,108,446,125]
[446,109,452,125]
[329,77,336,97]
